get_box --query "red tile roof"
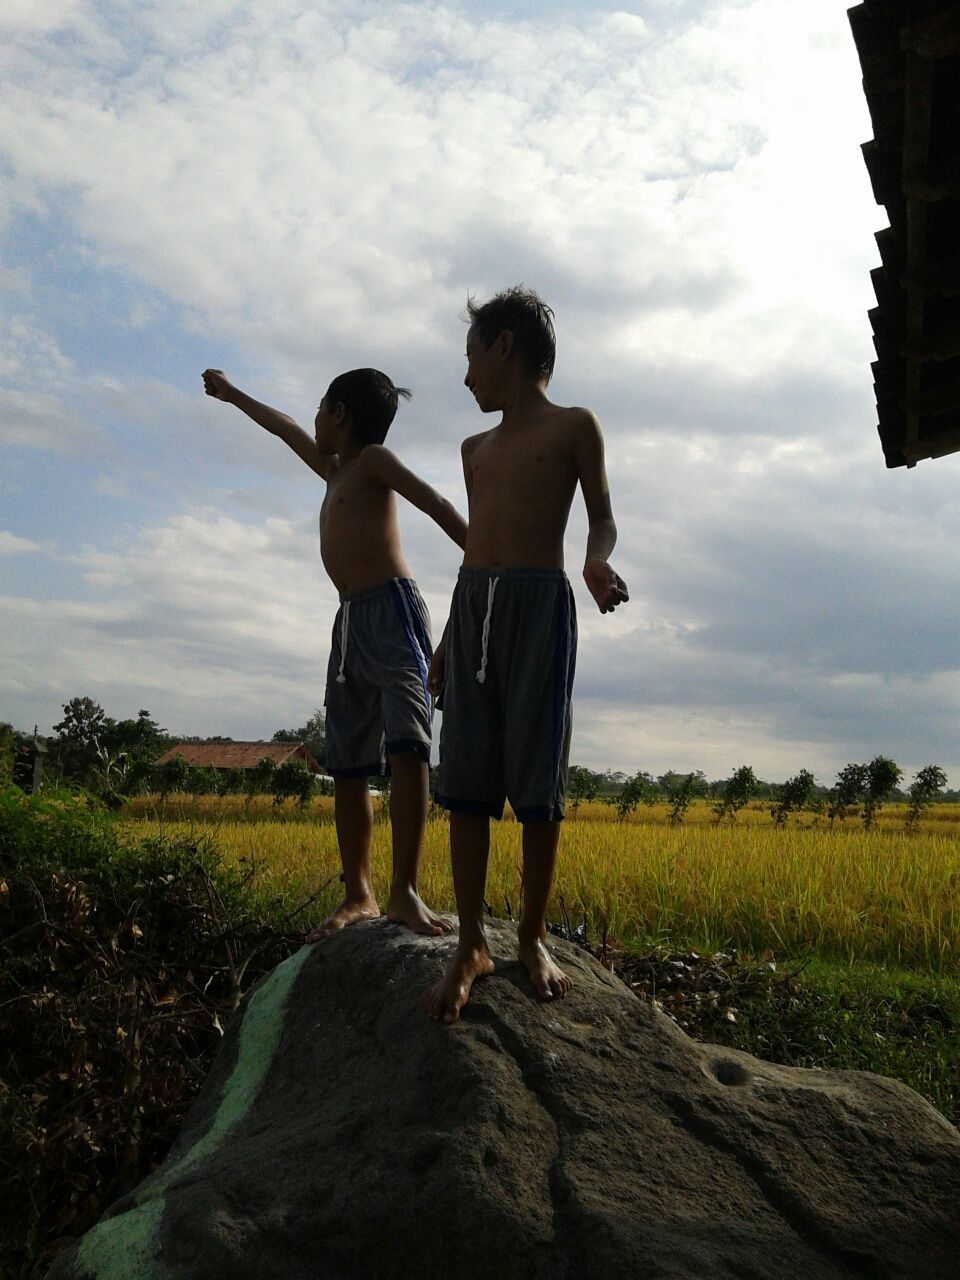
[156,741,324,773]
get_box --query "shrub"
[272,760,316,808]
[906,765,948,829]
[712,765,758,822]
[0,785,298,1276]
[770,769,816,827]
[862,756,903,830]
[615,770,657,821]
[666,773,707,825]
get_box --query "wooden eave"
[849,0,960,467]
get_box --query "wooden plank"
[900,10,960,60]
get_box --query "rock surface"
[51,918,960,1280]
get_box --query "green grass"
[670,956,960,1124]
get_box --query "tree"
[828,763,869,825]
[247,757,278,796]
[712,765,757,822]
[665,772,707,825]
[862,756,903,830]
[770,769,816,827]
[568,766,599,814]
[219,767,247,795]
[0,722,22,782]
[104,709,169,762]
[272,760,316,808]
[906,765,948,828]
[615,770,657,820]
[51,696,114,783]
[184,764,221,797]
[156,754,188,799]
[124,757,155,796]
[87,741,131,800]
[273,709,326,764]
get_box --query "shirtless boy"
[202,366,466,940]
[424,287,628,1023]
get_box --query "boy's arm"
[202,369,335,480]
[572,410,629,613]
[362,445,468,549]
[426,620,448,696]
[427,438,478,695]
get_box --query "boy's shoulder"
[540,403,602,448]
[554,403,600,428]
[353,442,400,480]
[461,429,493,458]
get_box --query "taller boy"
[426,286,628,1023]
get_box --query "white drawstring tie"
[475,576,499,683]
[336,600,351,684]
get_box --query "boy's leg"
[306,775,379,941]
[384,751,453,936]
[517,820,571,999]
[424,812,495,1023]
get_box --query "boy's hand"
[202,368,236,402]
[427,639,446,696]
[583,558,629,613]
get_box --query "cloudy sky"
[2,0,958,786]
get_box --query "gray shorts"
[435,567,577,822]
[324,578,433,777]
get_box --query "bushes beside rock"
[0,786,299,1277]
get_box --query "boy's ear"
[331,399,347,425]
[496,329,514,362]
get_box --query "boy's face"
[314,396,345,453]
[464,325,505,413]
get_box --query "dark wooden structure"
[849,1,960,467]
[13,730,48,794]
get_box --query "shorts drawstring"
[336,600,351,684]
[476,576,499,683]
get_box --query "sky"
[1,0,958,787]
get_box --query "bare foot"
[424,941,495,1024]
[517,931,572,1001]
[305,895,380,942]
[386,887,455,937]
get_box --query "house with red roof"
[155,741,325,775]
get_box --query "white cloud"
[0,0,871,378]
[0,530,41,555]
[0,511,337,734]
[0,387,87,452]
[2,0,957,784]
[0,0,85,35]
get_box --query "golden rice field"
[125,797,960,972]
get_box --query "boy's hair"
[466,285,556,384]
[324,368,411,447]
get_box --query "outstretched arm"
[573,411,629,613]
[202,369,335,480]
[362,445,468,549]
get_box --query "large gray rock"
[50,918,960,1280]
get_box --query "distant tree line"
[1,697,329,806]
[568,758,952,827]
[2,698,954,825]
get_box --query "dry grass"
[126,800,960,971]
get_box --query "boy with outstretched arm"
[202,366,467,941]
[424,287,628,1024]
